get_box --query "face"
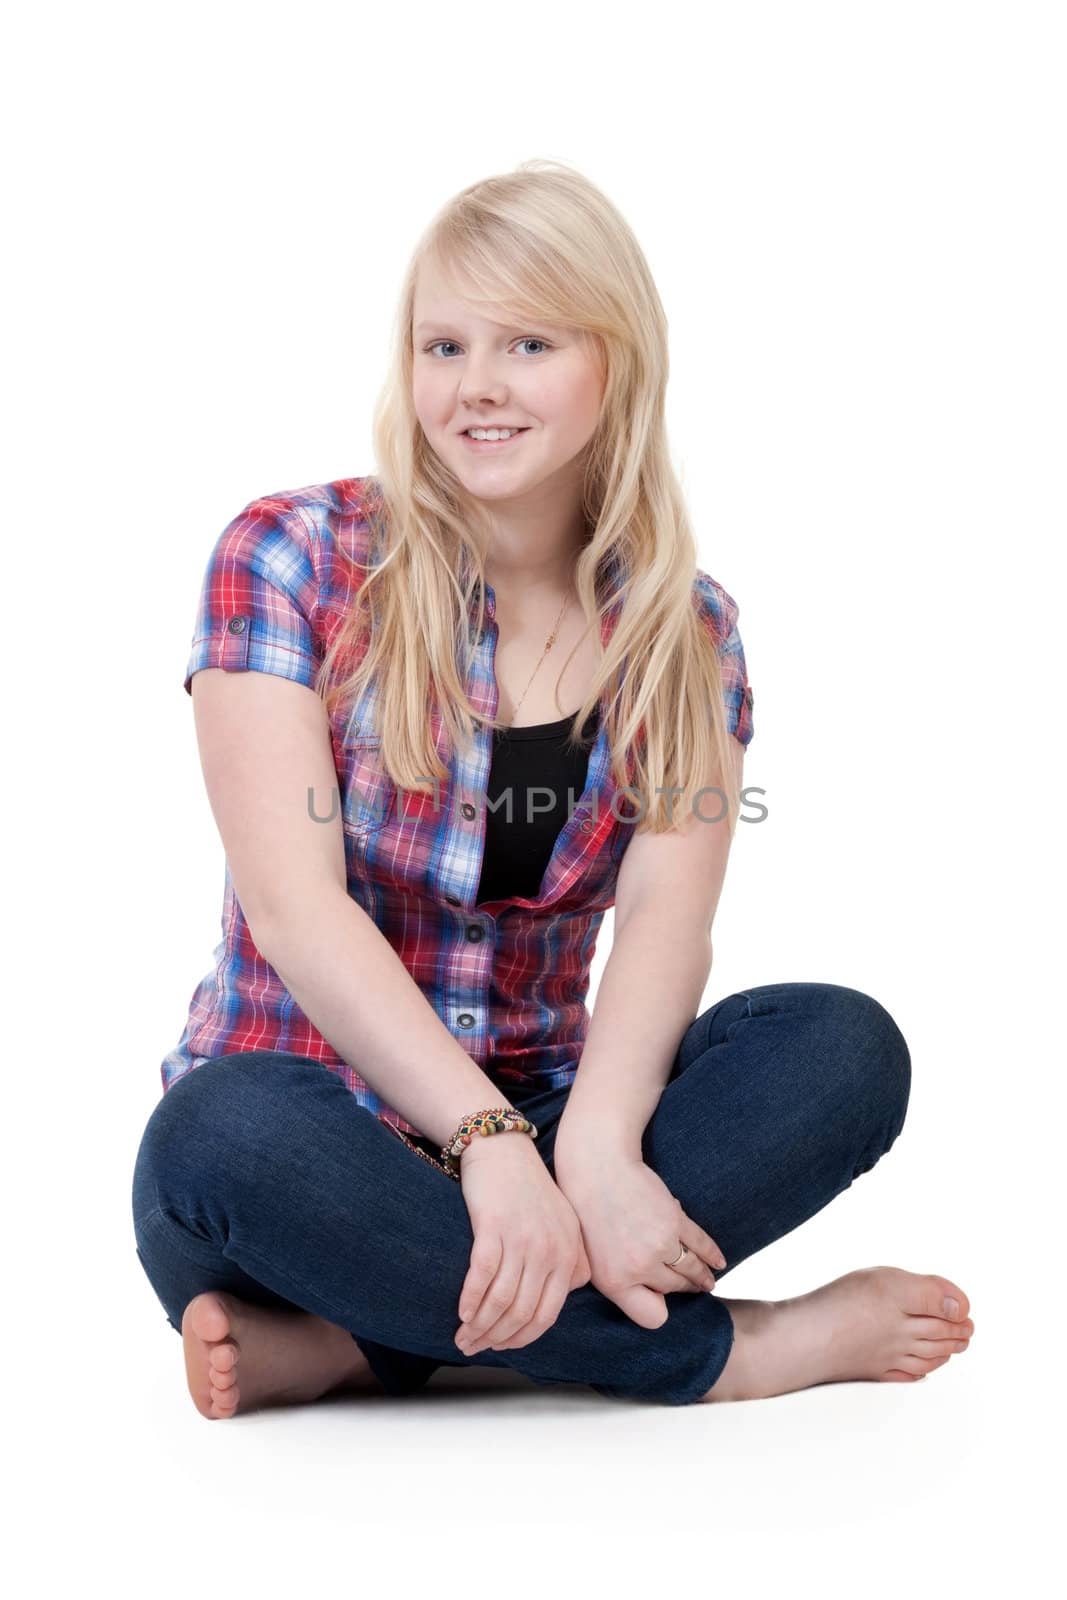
[411,262,606,505]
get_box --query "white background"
[7,0,1062,1593]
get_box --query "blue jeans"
[131,982,910,1406]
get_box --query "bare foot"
[181,1291,382,1420]
[702,1266,974,1403]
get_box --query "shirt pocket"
[339,734,397,837]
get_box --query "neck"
[477,497,589,599]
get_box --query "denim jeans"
[131,982,911,1406]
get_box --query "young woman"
[132,160,973,1419]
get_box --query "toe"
[915,1335,970,1357]
[209,1365,237,1390]
[923,1275,970,1322]
[184,1292,233,1344]
[211,1385,239,1414]
[911,1314,974,1341]
[893,1349,953,1377]
[210,1341,239,1373]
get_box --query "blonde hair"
[317,158,743,836]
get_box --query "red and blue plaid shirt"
[162,476,754,1138]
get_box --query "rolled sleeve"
[183,499,322,695]
[696,573,755,747]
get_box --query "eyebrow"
[413,320,552,336]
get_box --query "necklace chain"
[507,590,572,727]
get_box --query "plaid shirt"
[162,477,754,1138]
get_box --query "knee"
[812,983,911,1131]
[132,1054,293,1210]
[134,1059,229,1209]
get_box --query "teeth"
[466,428,520,440]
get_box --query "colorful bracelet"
[386,1106,538,1181]
[441,1106,538,1181]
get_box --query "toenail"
[943,1296,960,1317]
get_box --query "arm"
[192,665,523,1151]
[554,735,744,1185]
[553,912,713,1178]
[259,887,523,1153]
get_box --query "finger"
[459,1258,524,1346]
[457,1235,503,1335]
[486,1266,571,1351]
[469,1264,564,1353]
[662,1236,717,1294]
[612,1281,670,1328]
[655,1249,716,1295]
[667,1262,717,1293]
[467,1260,545,1351]
[686,1220,727,1271]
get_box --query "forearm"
[256,884,519,1149]
[554,909,713,1181]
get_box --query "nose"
[457,357,510,407]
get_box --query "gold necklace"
[507,590,572,727]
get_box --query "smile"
[460,428,530,451]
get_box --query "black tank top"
[476,706,601,904]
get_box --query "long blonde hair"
[317,159,743,836]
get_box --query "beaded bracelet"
[440,1106,539,1180]
[388,1106,538,1181]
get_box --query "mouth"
[459,428,531,452]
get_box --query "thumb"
[612,1283,669,1330]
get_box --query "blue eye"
[423,337,552,358]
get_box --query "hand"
[543,1155,727,1335]
[454,1135,592,1357]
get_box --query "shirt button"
[465,925,484,942]
[227,616,247,634]
[580,818,594,833]
[461,802,476,821]
[456,1013,475,1028]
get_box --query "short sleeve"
[695,573,755,747]
[183,498,322,695]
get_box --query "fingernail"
[716,1256,727,1270]
[943,1296,960,1317]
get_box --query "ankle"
[701,1297,778,1404]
